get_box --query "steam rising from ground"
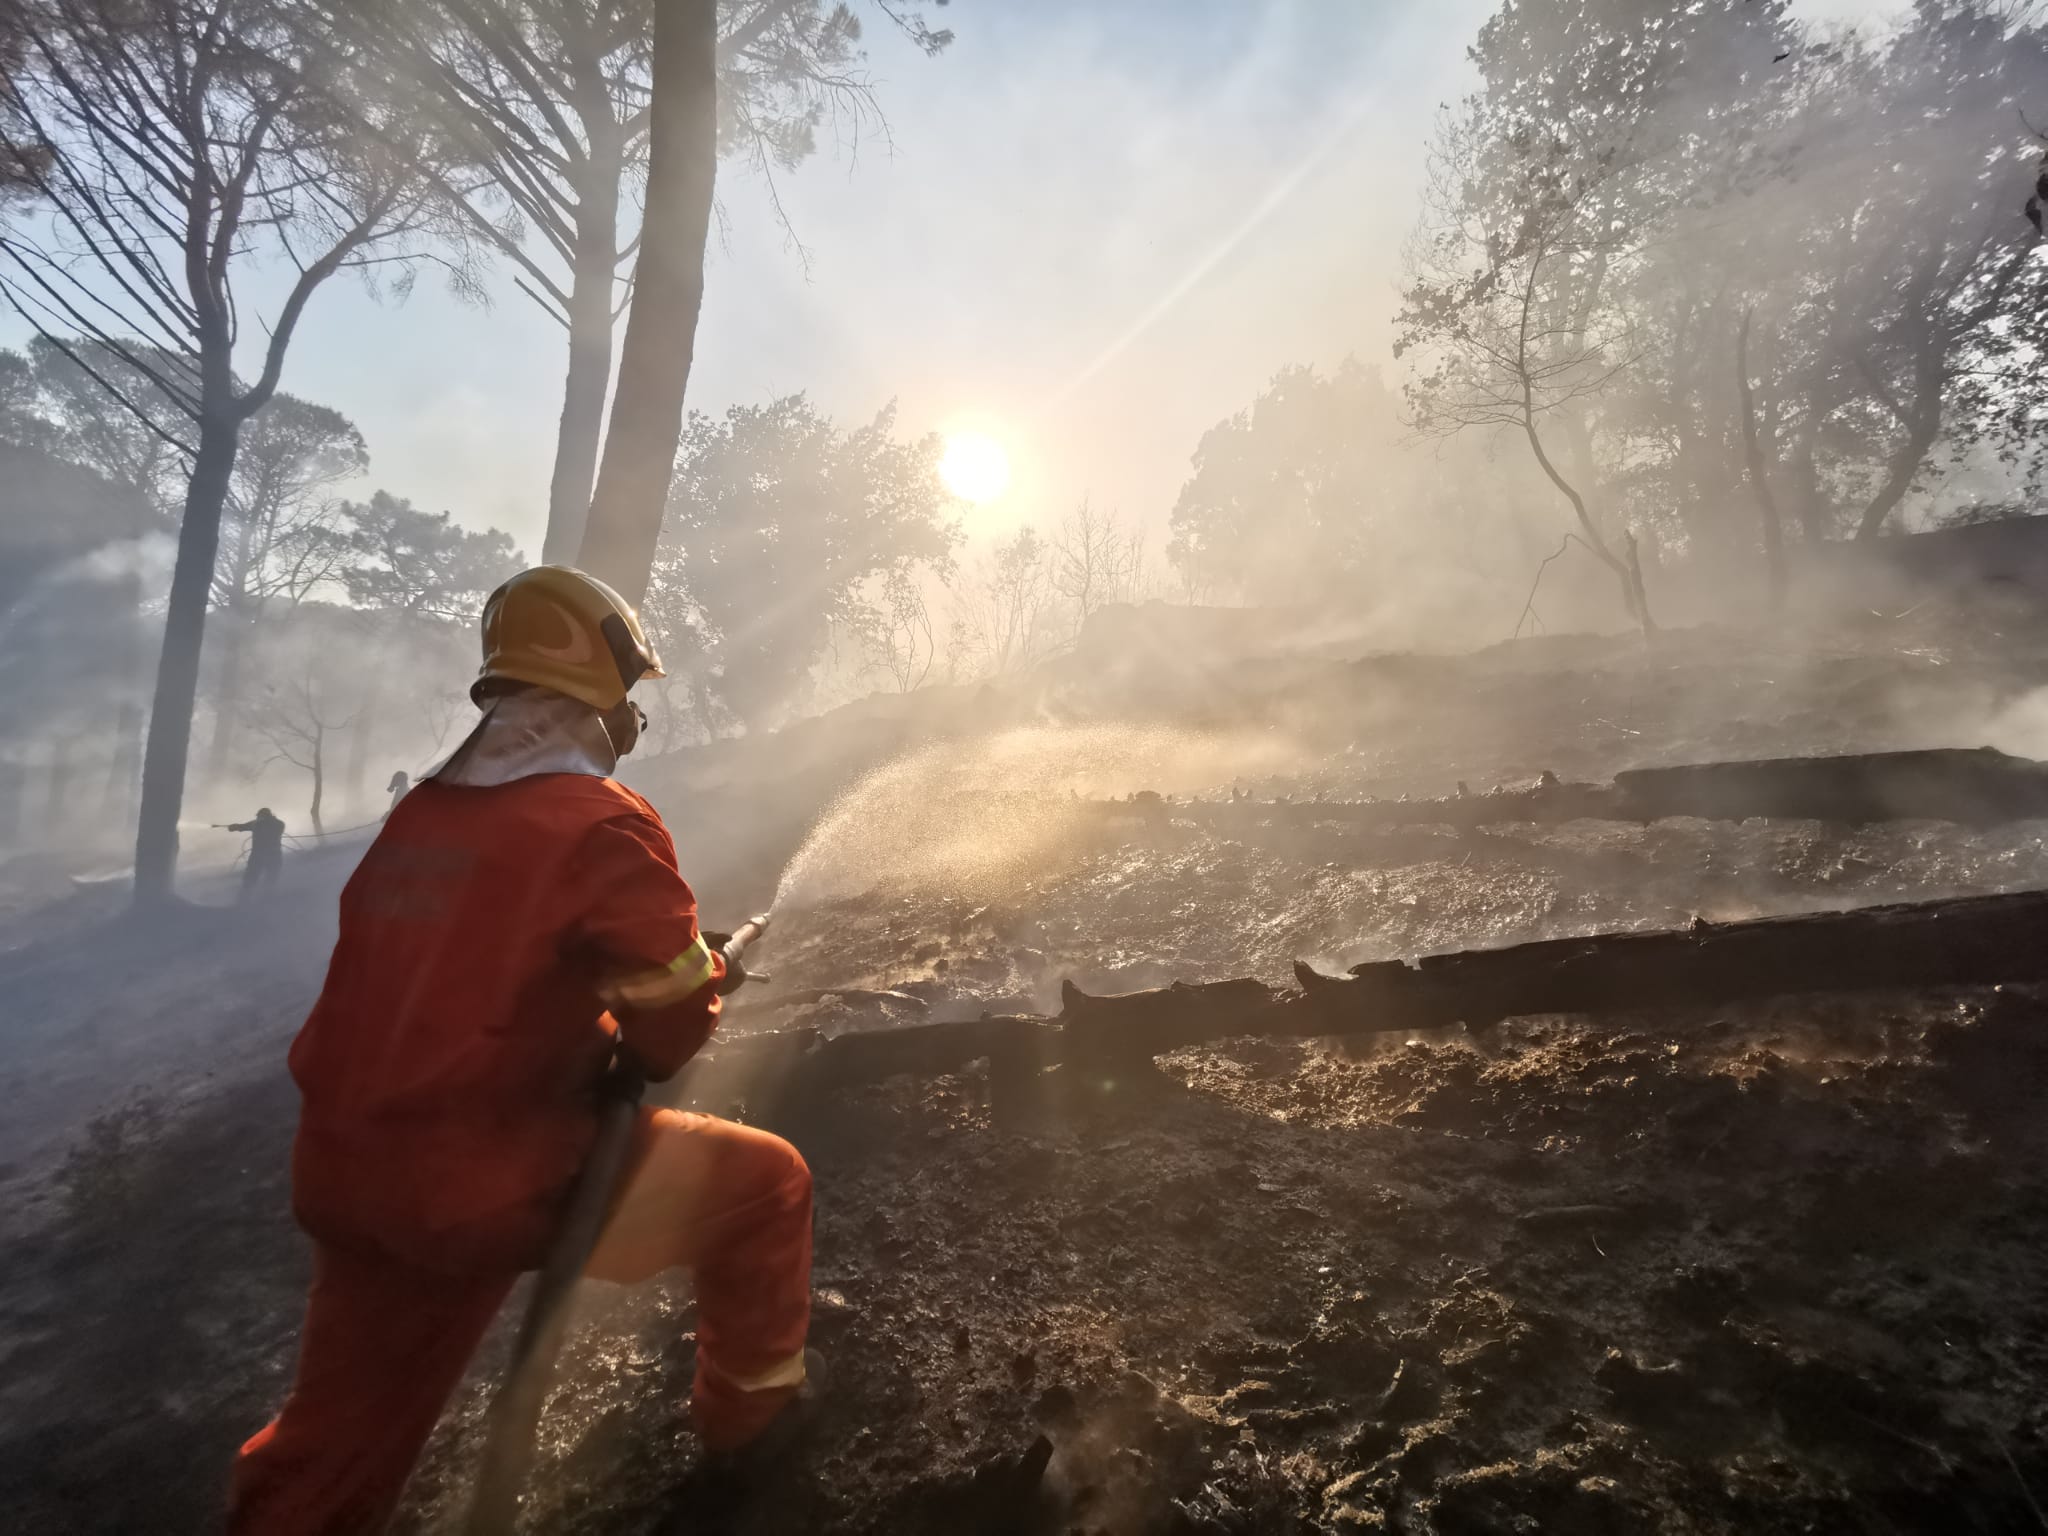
[773,724,1300,908]
[1985,689,2048,762]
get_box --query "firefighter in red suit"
[228,566,813,1534]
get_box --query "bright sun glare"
[938,431,1012,505]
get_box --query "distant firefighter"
[385,769,412,820]
[225,807,285,901]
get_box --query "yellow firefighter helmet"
[474,566,665,711]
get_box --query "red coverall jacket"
[287,773,724,1275]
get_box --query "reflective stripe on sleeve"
[606,933,718,1008]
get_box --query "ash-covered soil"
[4,621,2048,1534]
[469,987,2048,1536]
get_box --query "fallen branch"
[668,889,2048,1108]
[1297,888,2048,1032]
[1088,748,2048,833]
[1609,748,2048,826]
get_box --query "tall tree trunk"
[1558,402,1655,633]
[1737,310,1787,612]
[542,124,624,565]
[104,571,145,827]
[690,672,721,742]
[1851,239,2027,543]
[1855,386,1941,541]
[310,724,325,837]
[1623,533,1655,638]
[134,415,240,905]
[1521,412,1653,638]
[1854,310,1948,541]
[578,0,718,605]
[1789,434,1830,542]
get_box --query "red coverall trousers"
[226,1107,811,1535]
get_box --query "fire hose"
[464,914,773,1535]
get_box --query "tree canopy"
[1168,361,1400,607]
[1398,0,2048,625]
[647,393,958,731]
[340,491,523,619]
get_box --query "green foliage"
[217,395,369,611]
[1401,0,2048,577]
[954,524,1055,675]
[0,348,57,455]
[650,394,959,730]
[1167,362,1399,606]
[0,337,191,514]
[339,491,523,619]
[718,0,956,177]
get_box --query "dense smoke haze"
[5,0,2034,846]
[10,5,2048,1534]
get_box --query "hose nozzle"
[723,912,772,964]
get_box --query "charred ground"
[4,615,2048,1534]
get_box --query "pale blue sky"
[20,0,1912,558]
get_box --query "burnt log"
[1058,976,1281,1067]
[1306,889,2048,1032]
[1609,748,2048,826]
[1128,748,2048,833]
[670,890,2048,1108]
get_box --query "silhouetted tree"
[578,0,717,602]
[0,347,55,452]
[355,0,953,566]
[1407,0,2048,632]
[0,0,456,903]
[1831,3,2048,537]
[1051,500,1144,638]
[956,527,1054,677]
[341,0,650,564]
[208,398,368,774]
[1168,362,1396,608]
[336,490,520,802]
[1736,308,1789,611]
[10,337,188,513]
[340,492,522,618]
[580,0,954,601]
[248,666,354,837]
[861,568,939,693]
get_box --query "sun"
[938,431,1012,505]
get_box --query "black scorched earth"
[4,623,2048,1535]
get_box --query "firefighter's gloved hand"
[700,932,748,996]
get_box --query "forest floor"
[4,612,2048,1534]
